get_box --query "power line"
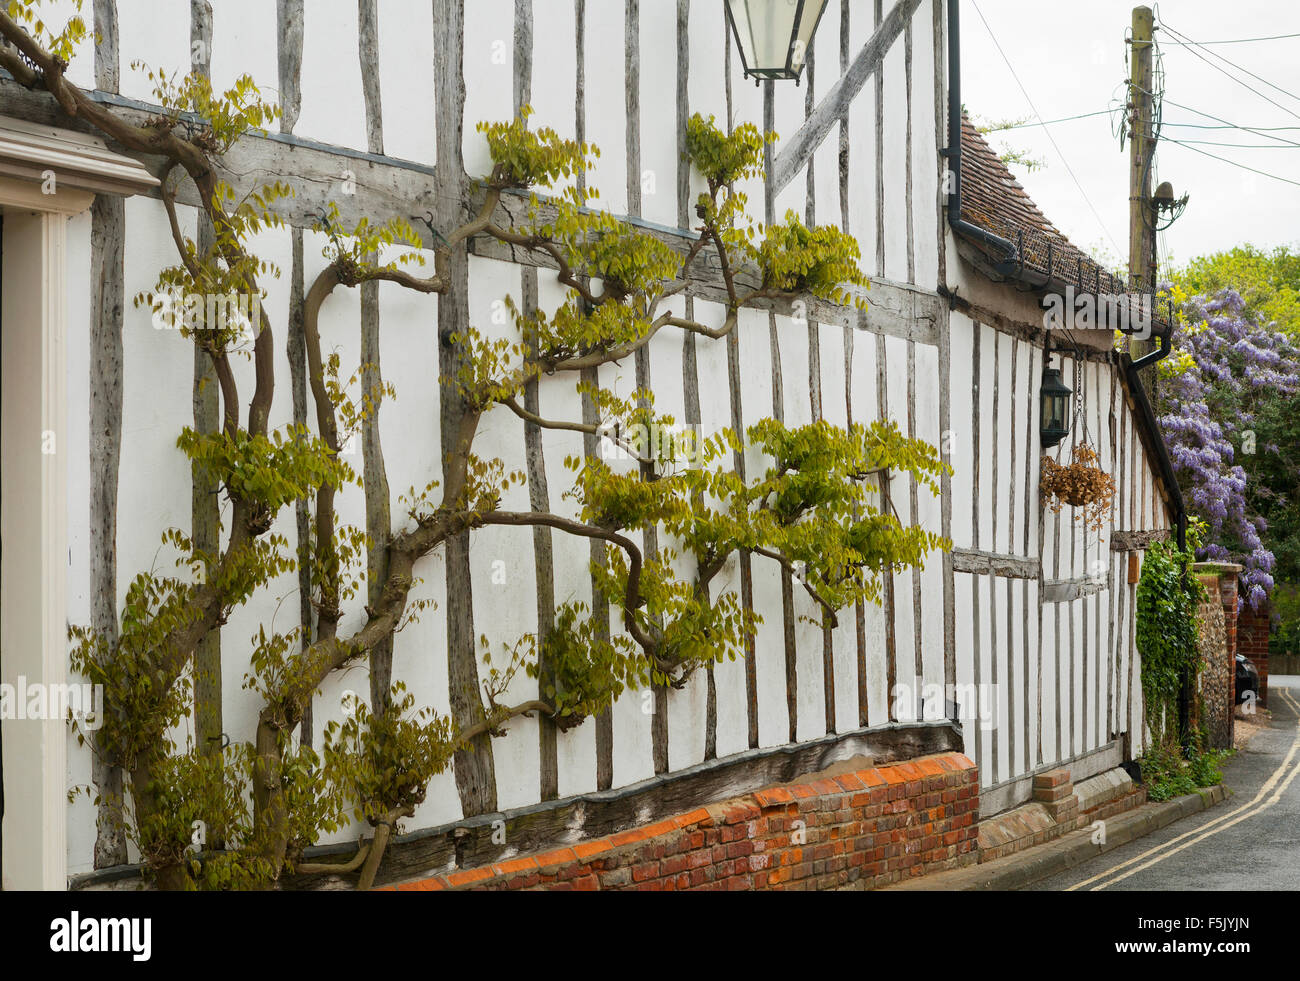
[1158,16,1300,108]
[1151,92,1300,148]
[1163,137,1300,188]
[1158,31,1300,46]
[1171,136,1300,149]
[1155,18,1300,121]
[1164,120,1300,132]
[970,0,1125,259]
[982,109,1115,131]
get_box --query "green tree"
[1175,244,1300,338]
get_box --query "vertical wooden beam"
[623,0,666,773]
[357,0,394,716]
[908,341,922,715]
[729,322,759,747]
[904,21,915,283]
[1022,577,1031,770]
[435,0,496,815]
[1037,489,1047,768]
[989,567,999,784]
[845,325,869,727]
[88,0,126,870]
[874,0,885,276]
[358,0,384,154]
[637,336,669,774]
[1052,367,1063,760]
[512,0,558,801]
[934,0,955,705]
[876,331,897,722]
[991,335,1000,556]
[1006,341,1018,771]
[725,21,759,748]
[625,0,641,218]
[189,0,223,763]
[277,0,311,748]
[803,48,835,735]
[681,300,716,758]
[839,0,851,233]
[764,81,776,229]
[571,0,613,790]
[277,0,304,134]
[676,0,690,231]
[580,366,616,789]
[1021,341,1035,764]
[772,312,799,743]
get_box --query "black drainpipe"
[944,0,1019,273]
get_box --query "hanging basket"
[1040,444,1116,532]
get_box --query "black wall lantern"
[1040,358,1073,448]
[724,0,830,84]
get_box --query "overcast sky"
[958,0,1300,274]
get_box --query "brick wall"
[384,753,979,892]
[1239,601,1270,708]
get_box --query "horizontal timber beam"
[0,74,941,346]
[951,548,1040,580]
[1111,529,1170,552]
[1042,575,1110,604]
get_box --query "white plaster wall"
[207,0,278,107]
[376,0,439,164]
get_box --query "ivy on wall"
[1135,526,1205,747]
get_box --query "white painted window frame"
[0,116,156,891]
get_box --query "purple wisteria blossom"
[1157,289,1300,610]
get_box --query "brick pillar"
[1032,769,1078,827]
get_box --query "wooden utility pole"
[1128,6,1155,358]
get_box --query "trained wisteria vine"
[1157,287,1300,610]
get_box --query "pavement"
[1035,675,1300,891]
[885,676,1300,891]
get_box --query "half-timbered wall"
[4,0,1170,875]
[943,264,1175,810]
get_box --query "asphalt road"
[1034,676,1300,891]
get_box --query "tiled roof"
[956,113,1128,297]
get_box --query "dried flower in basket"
[1040,444,1116,532]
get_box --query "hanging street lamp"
[1040,359,1073,448]
[724,0,830,84]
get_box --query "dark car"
[1235,653,1260,705]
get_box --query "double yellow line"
[1068,687,1300,891]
